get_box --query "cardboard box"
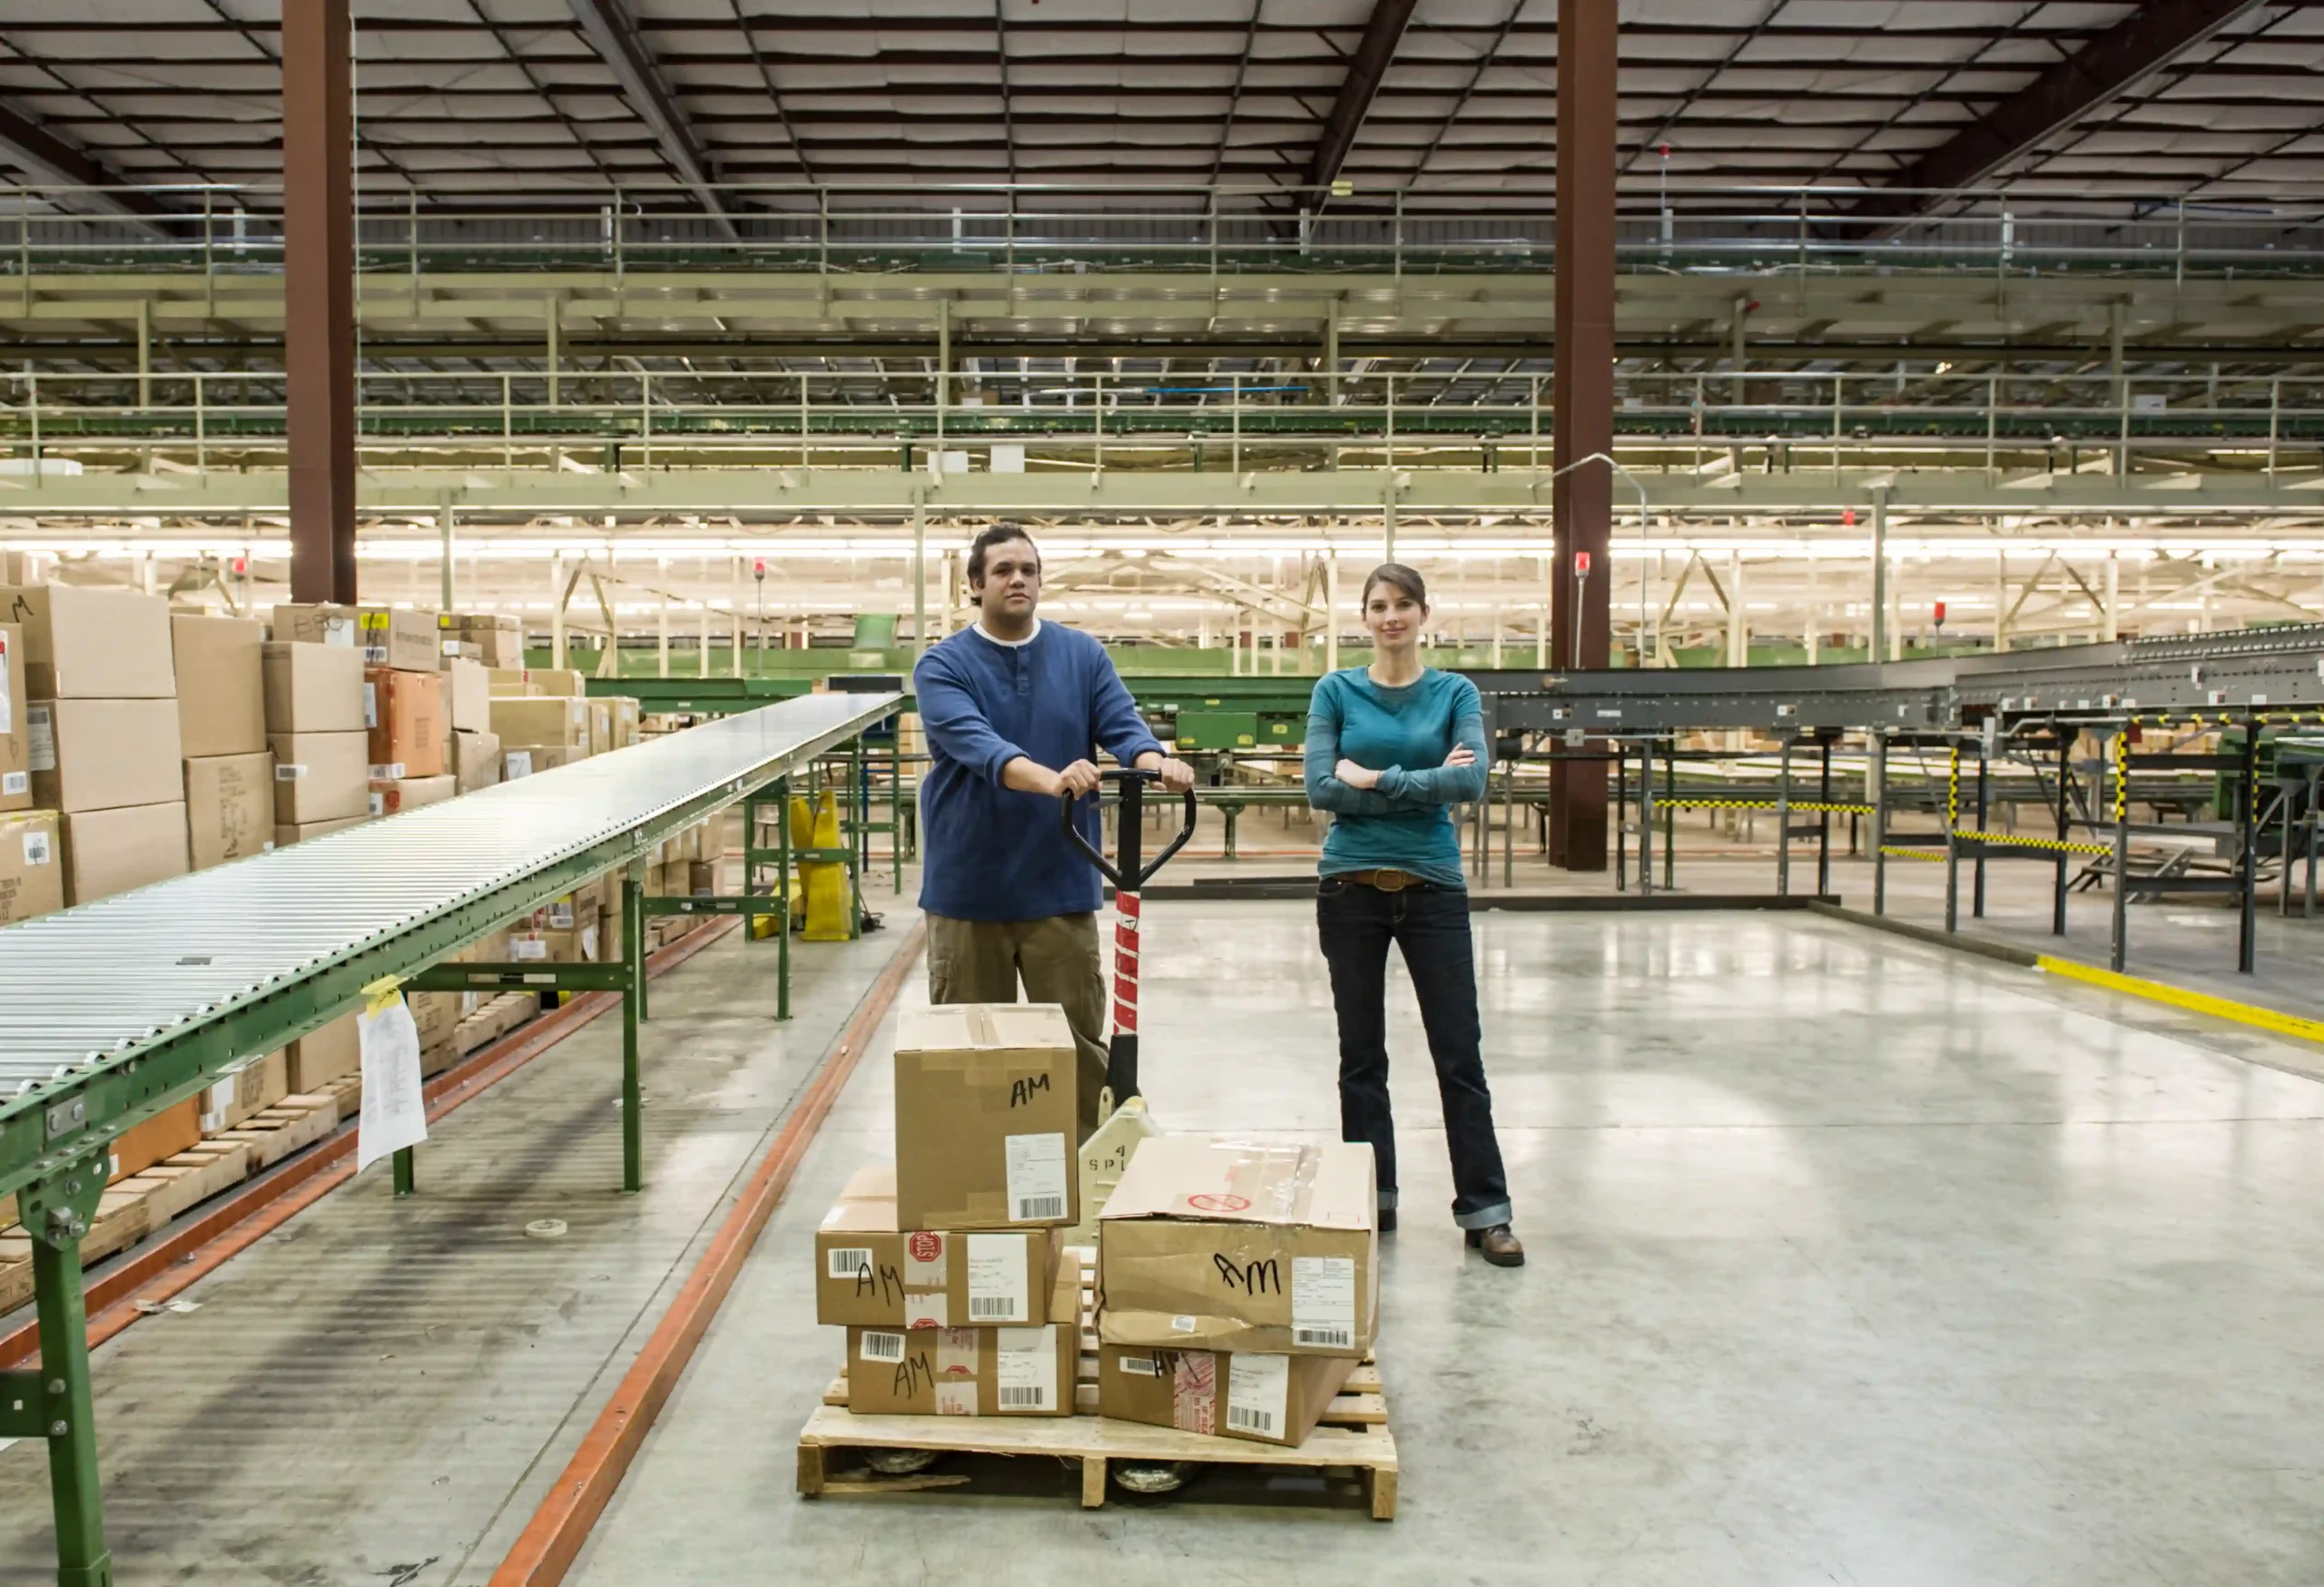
[261,640,366,733]
[171,615,266,757]
[0,810,62,924]
[0,585,175,697]
[274,603,440,672]
[1097,1346,1357,1447]
[1097,1138,1378,1357]
[290,1012,359,1091]
[814,1165,1078,1328]
[445,657,492,733]
[490,695,586,749]
[199,1049,289,1133]
[452,728,501,794]
[0,624,30,811]
[460,616,525,667]
[273,816,368,847]
[501,744,583,781]
[365,667,447,779]
[540,923,598,961]
[611,696,640,748]
[60,801,190,905]
[892,1003,1078,1231]
[843,1324,1075,1417]
[183,750,275,869]
[529,669,586,697]
[109,1099,201,1183]
[30,697,184,813]
[486,666,536,696]
[269,731,369,823]
[686,859,718,896]
[369,774,457,817]
[410,991,460,1051]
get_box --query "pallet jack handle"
[1059,769,1198,1100]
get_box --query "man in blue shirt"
[913,525,1194,1136]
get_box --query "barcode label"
[1120,1353,1161,1377]
[1227,1405,1275,1434]
[1004,1132,1068,1223]
[1016,1195,1062,1220]
[826,1247,874,1280]
[999,1385,1048,1409]
[1293,1326,1353,1349]
[969,1296,1017,1319]
[859,1330,905,1364]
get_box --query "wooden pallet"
[801,1342,1396,1518]
[0,1090,341,1316]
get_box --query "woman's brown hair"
[1359,562,1428,609]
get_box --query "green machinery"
[0,692,901,1586]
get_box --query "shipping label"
[25,705,52,774]
[22,828,49,864]
[825,1246,875,1282]
[1119,1352,1163,1377]
[859,1330,906,1365]
[2,772,25,796]
[1003,1131,1068,1222]
[995,1327,1058,1412]
[1291,1256,1357,1349]
[965,1234,1030,1323]
[1226,1354,1291,1440]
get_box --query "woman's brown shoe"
[1464,1224,1524,1267]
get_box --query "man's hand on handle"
[1000,755,1103,799]
[1135,751,1196,794]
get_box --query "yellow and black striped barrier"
[1952,829,2114,858]
[1878,845,1949,862]
[1657,799,1876,814]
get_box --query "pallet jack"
[1059,767,1199,1246]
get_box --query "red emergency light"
[1573,551,1592,578]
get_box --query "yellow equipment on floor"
[793,788,852,941]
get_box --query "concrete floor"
[0,916,916,1586]
[566,902,2324,1587]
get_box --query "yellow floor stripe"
[2035,955,2324,1046]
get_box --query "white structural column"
[940,549,957,639]
[697,591,710,679]
[1324,554,1340,673]
[1726,551,1748,666]
[1870,492,1889,663]
[1805,550,1819,665]
[550,550,566,668]
[730,555,743,677]
[657,557,671,678]
[1994,551,2011,653]
[2103,553,2120,642]
[911,502,928,660]
[438,502,456,610]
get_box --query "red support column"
[1548,0,1617,871]
[283,0,359,604]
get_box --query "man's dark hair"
[965,524,1039,605]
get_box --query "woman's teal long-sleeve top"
[1303,667,1489,890]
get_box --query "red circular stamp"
[907,1231,944,1261]
[1187,1194,1251,1214]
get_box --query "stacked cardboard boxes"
[12,586,191,904]
[262,638,369,843]
[174,614,273,870]
[1093,1137,1378,1448]
[448,613,525,667]
[818,1004,1082,1418]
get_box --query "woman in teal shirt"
[1305,564,1521,1267]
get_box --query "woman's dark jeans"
[1316,876,1512,1228]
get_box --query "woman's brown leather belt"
[1336,868,1428,891]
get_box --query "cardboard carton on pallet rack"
[272,603,440,673]
[172,615,266,759]
[1095,1346,1359,1449]
[0,811,62,923]
[842,1323,1077,1416]
[184,750,274,869]
[197,1050,290,1135]
[289,1013,359,1093]
[365,666,448,780]
[1,585,174,700]
[452,728,501,794]
[0,623,30,813]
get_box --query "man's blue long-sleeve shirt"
[914,621,1162,922]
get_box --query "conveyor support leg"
[776,777,793,1021]
[19,1154,113,1587]
[623,871,645,1193]
[392,1146,415,1198]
